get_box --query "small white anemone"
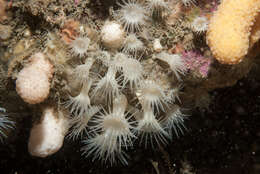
[0,109,15,142]
[92,67,120,104]
[156,52,187,80]
[161,104,187,138]
[111,52,128,71]
[67,106,101,140]
[120,57,144,89]
[136,80,168,112]
[81,133,129,165]
[167,85,182,103]
[82,95,135,165]
[112,94,128,117]
[95,51,111,67]
[191,16,208,34]
[117,0,148,32]
[122,34,144,54]
[109,53,144,89]
[73,57,95,85]
[65,80,93,115]
[90,111,135,151]
[146,0,169,15]
[70,36,90,57]
[136,105,169,148]
[181,0,196,6]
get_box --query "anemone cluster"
[5,0,214,165]
[61,0,192,165]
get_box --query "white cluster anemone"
[181,0,196,6]
[111,52,128,71]
[156,52,186,80]
[72,57,95,85]
[136,80,168,112]
[81,95,135,165]
[92,67,120,103]
[122,34,144,55]
[70,36,90,57]
[95,50,111,67]
[146,0,169,15]
[0,108,15,142]
[65,80,93,115]
[167,85,182,103]
[117,0,147,32]
[121,57,144,89]
[101,21,125,49]
[161,104,187,138]
[82,133,129,165]
[67,106,101,140]
[190,16,208,34]
[110,52,144,89]
[136,105,169,148]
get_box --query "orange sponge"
[207,0,260,64]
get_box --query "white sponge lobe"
[28,107,69,158]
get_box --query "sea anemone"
[145,0,169,15]
[70,36,90,57]
[92,67,120,103]
[117,0,147,32]
[65,80,93,115]
[72,57,95,85]
[156,52,186,80]
[82,133,129,165]
[111,52,128,71]
[81,95,135,165]
[161,105,187,138]
[181,0,196,6]
[136,105,169,148]
[95,50,111,67]
[136,80,168,112]
[191,16,208,34]
[67,105,101,140]
[109,53,143,89]
[120,57,144,89]
[89,111,135,151]
[122,34,144,55]
[101,21,125,49]
[167,85,182,103]
[0,108,15,142]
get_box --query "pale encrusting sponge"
[207,0,260,64]
[28,107,69,158]
[16,53,54,104]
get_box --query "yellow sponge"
[207,0,260,64]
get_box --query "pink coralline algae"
[181,51,211,78]
[74,0,79,5]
